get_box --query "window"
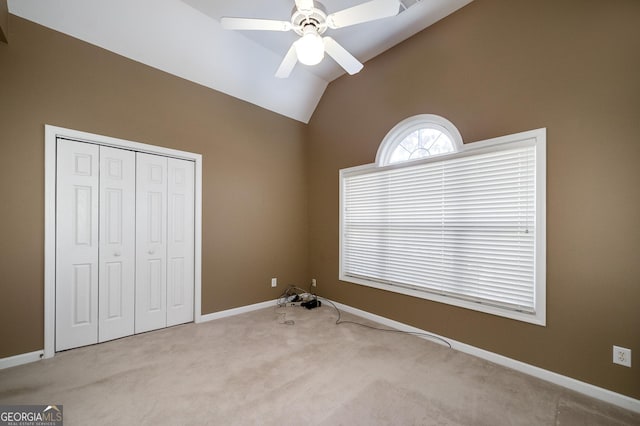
[340,121,546,325]
[375,114,463,166]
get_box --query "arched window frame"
[340,122,547,326]
[375,114,463,167]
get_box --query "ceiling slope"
[8,0,471,123]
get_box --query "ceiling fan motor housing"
[292,4,328,36]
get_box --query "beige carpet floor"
[0,304,638,425]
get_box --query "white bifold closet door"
[166,158,195,327]
[135,154,195,333]
[56,140,195,351]
[56,139,100,351]
[98,146,136,342]
[135,153,168,333]
[56,140,136,351]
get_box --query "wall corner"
[0,0,8,44]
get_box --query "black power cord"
[275,285,318,325]
[275,285,452,349]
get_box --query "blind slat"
[342,143,537,312]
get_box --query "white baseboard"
[197,299,276,323]
[2,300,277,369]
[325,299,640,414]
[4,299,637,413]
[0,350,44,370]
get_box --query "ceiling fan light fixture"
[222,0,402,77]
[295,27,324,66]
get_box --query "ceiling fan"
[220,0,401,78]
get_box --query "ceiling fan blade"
[220,17,292,32]
[275,43,298,78]
[323,37,363,75]
[327,0,400,29]
[295,0,315,12]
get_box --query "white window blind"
[341,135,543,320]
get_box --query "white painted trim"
[198,300,277,323]
[324,299,640,414]
[13,299,274,369]
[0,351,44,370]
[340,128,547,326]
[44,127,57,359]
[375,114,463,166]
[535,129,547,325]
[9,296,639,413]
[194,157,203,324]
[44,125,203,358]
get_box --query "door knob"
[148,249,155,255]
[114,251,121,257]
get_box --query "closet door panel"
[167,158,195,326]
[98,146,135,342]
[135,153,168,333]
[56,139,99,351]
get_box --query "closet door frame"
[44,125,203,359]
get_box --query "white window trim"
[44,125,204,358]
[375,114,464,166]
[340,128,546,326]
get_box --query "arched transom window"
[341,118,547,326]
[376,114,463,166]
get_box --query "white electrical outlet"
[311,278,317,287]
[271,278,277,288]
[613,345,631,367]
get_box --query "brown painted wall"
[1,0,639,401]
[0,16,308,358]
[308,0,640,398]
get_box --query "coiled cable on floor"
[273,285,452,348]
[274,285,309,325]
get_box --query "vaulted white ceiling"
[8,0,471,123]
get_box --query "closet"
[55,138,195,351]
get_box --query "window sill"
[339,273,546,326]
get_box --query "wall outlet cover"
[613,345,631,367]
